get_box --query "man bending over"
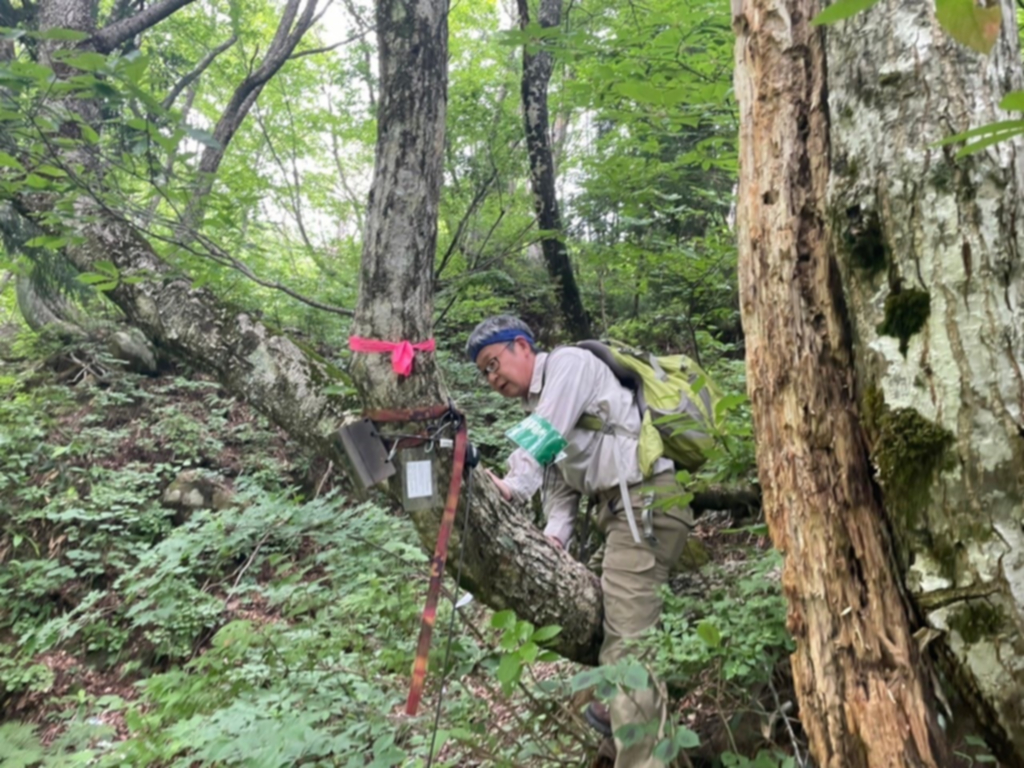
[467,315,693,768]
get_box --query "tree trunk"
[345,0,604,663]
[826,0,1024,761]
[733,0,949,765]
[516,0,591,340]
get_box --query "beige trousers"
[595,471,691,768]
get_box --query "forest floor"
[0,334,814,767]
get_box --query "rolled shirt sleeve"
[541,468,580,545]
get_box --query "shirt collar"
[526,351,548,399]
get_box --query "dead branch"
[694,483,762,517]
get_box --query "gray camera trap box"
[337,418,395,493]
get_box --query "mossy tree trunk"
[827,0,1024,759]
[736,0,1024,763]
[734,0,950,764]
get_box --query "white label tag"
[405,460,434,499]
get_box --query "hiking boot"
[584,701,612,737]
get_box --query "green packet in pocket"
[506,414,567,466]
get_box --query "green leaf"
[537,651,559,662]
[23,174,50,189]
[78,273,117,286]
[614,722,646,748]
[24,236,67,250]
[33,164,67,178]
[673,725,701,750]
[714,393,748,420]
[79,124,100,144]
[186,127,221,149]
[119,52,148,85]
[490,609,516,630]
[0,151,23,170]
[653,738,677,763]
[958,128,1024,158]
[569,667,606,693]
[697,619,722,648]
[530,624,562,643]
[810,0,880,26]
[935,119,1024,145]
[515,620,534,644]
[63,52,109,72]
[519,641,539,663]
[999,91,1024,112]
[93,260,119,277]
[935,0,1001,55]
[33,28,91,41]
[614,81,674,105]
[496,653,521,686]
[10,61,53,81]
[622,661,649,690]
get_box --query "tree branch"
[162,35,237,111]
[177,0,319,236]
[89,0,198,54]
[288,31,364,60]
[691,483,761,517]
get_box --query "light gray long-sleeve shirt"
[508,348,672,545]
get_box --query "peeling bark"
[826,0,1024,760]
[733,0,949,765]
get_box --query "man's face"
[476,336,535,399]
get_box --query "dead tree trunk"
[825,0,1024,761]
[733,0,950,764]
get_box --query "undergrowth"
[1,331,796,768]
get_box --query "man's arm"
[504,448,543,503]
[542,467,580,547]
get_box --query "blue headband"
[468,329,534,363]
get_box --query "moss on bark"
[948,601,1007,645]
[874,405,953,529]
[877,288,930,356]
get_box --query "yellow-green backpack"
[573,340,720,477]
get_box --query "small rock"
[161,470,234,524]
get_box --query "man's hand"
[546,535,564,549]
[486,468,513,502]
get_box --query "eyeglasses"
[479,342,515,379]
